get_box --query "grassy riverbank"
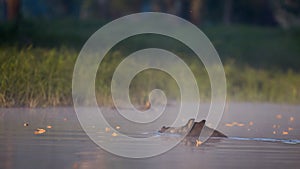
[0,20,299,107]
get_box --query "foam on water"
[228,137,300,145]
[143,131,300,145]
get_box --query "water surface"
[0,103,300,169]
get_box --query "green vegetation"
[0,46,76,107]
[0,20,300,107]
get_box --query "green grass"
[0,46,76,107]
[1,46,300,107]
[0,20,300,107]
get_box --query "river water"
[0,103,300,169]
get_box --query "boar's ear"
[200,119,206,123]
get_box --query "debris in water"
[112,132,118,137]
[144,101,151,110]
[225,122,245,127]
[282,131,289,135]
[236,123,245,127]
[34,128,46,135]
[46,125,52,129]
[195,140,202,147]
[290,117,295,122]
[115,126,121,130]
[225,123,233,127]
[105,127,110,132]
[276,114,282,119]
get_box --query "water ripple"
[228,137,300,145]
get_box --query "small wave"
[137,132,300,145]
[228,137,300,145]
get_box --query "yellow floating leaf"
[195,140,202,147]
[225,122,244,127]
[236,123,245,127]
[225,123,233,127]
[34,128,46,135]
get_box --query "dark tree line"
[1,0,300,28]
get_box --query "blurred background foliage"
[0,0,300,107]
[1,0,300,28]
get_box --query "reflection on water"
[0,103,300,169]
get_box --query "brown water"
[0,103,300,169]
